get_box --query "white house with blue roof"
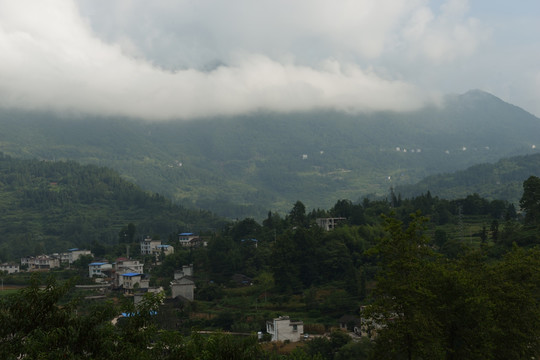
[113,258,145,288]
[122,272,149,294]
[178,232,201,247]
[88,262,112,277]
[140,237,175,259]
[155,244,174,257]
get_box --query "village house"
[65,248,93,264]
[21,255,61,271]
[266,316,304,342]
[113,258,145,288]
[115,258,144,273]
[55,249,93,264]
[155,244,174,258]
[140,237,175,259]
[121,272,149,294]
[178,233,202,248]
[316,217,347,231]
[88,262,113,277]
[140,236,162,255]
[171,277,195,301]
[20,248,93,271]
[0,263,20,274]
[170,264,195,301]
[174,264,193,278]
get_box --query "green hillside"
[0,154,226,260]
[395,153,540,203]
[0,90,538,219]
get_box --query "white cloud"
[0,0,538,118]
[0,0,437,120]
[401,0,489,62]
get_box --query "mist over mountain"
[0,90,538,219]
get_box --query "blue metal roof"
[157,245,171,248]
[121,311,157,317]
[89,262,107,266]
[179,232,194,236]
[68,248,79,251]
[122,272,142,277]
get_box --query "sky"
[0,0,538,120]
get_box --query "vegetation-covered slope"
[0,154,226,260]
[2,175,540,359]
[0,90,538,219]
[395,153,540,202]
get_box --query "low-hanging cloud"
[0,0,515,120]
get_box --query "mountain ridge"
[0,90,538,218]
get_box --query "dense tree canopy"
[366,213,540,360]
[520,175,540,226]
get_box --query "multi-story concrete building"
[0,263,20,274]
[88,262,112,277]
[140,236,162,255]
[266,316,304,342]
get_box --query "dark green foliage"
[2,161,540,359]
[334,338,374,360]
[288,200,308,227]
[0,275,271,359]
[367,213,540,360]
[196,282,225,301]
[0,275,118,359]
[397,153,540,204]
[227,217,262,240]
[306,330,353,359]
[0,154,225,259]
[520,175,540,226]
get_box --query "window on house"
[292,325,298,332]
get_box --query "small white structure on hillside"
[266,316,304,342]
[174,264,193,279]
[316,217,346,231]
[170,264,195,301]
[171,277,195,301]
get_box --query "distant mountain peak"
[460,89,501,101]
[441,89,516,113]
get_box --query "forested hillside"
[0,154,226,260]
[395,153,540,202]
[0,90,539,219]
[2,176,539,359]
